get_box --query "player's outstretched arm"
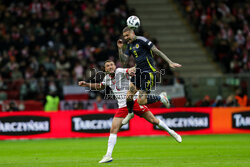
[117,39,129,67]
[151,45,182,68]
[78,81,105,90]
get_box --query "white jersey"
[101,68,138,108]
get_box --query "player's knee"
[151,118,159,125]
[110,125,119,134]
[148,116,159,125]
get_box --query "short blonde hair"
[123,26,133,33]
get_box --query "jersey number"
[133,50,138,58]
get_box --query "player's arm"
[117,39,129,66]
[151,45,182,68]
[78,81,105,90]
[127,67,136,76]
[117,67,136,77]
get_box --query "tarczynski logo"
[232,111,250,129]
[154,112,210,131]
[72,114,129,133]
[0,116,50,136]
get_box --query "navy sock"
[147,95,161,104]
[126,99,134,113]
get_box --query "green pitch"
[0,134,249,167]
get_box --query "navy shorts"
[131,69,156,93]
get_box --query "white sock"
[157,119,172,134]
[106,133,117,156]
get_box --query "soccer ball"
[127,15,140,29]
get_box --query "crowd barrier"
[0,107,249,140]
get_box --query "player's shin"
[157,119,171,133]
[146,95,161,104]
[106,133,117,156]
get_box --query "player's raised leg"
[142,111,182,143]
[122,83,137,125]
[137,91,170,108]
[99,117,123,163]
[137,90,162,105]
[136,72,170,108]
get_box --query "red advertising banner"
[0,107,249,140]
[212,107,250,134]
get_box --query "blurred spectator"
[225,94,238,107]
[173,71,185,85]
[211,95,224,107]
[93,94,106,111]
[28,77,39,99]
[184,98,193,107]
[18,101,25,111]
[5,101,19,112]
[11,66,23,81]
[235,88,248,107]
[44,91,60,112]
[20,80,28,100]
[73,61,84,81]
[200,95,211,107]
[0,91,7,101]
[0,75,8,90]
[73,101,84,110]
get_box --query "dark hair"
[104,60,114,66]
[123,26,133,33]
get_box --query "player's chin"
[126,40,131,44]
[109,71,115,74]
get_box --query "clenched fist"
[78,81,87,87]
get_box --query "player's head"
[123,26,135,44]
[104,60,116,74]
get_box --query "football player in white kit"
[78,60,182,163]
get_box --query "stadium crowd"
[179,0,250,73]
[0,0,132,101]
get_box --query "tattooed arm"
[118,48,129,66]
[151,45,182,68]
[117,39,129,67]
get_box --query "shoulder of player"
[116,68,129,80]
[115,68,127,74]
[136,36,149,43]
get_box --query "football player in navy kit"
[117,27,182,124]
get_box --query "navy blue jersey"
[125,36,156,72]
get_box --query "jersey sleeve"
[116,68,130,80]
[116,68,128,74]
[138,36,154,50]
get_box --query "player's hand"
[117,39,123,49]
[128,67,136,76]
[169,62,182,68]
[78,81,87,87]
